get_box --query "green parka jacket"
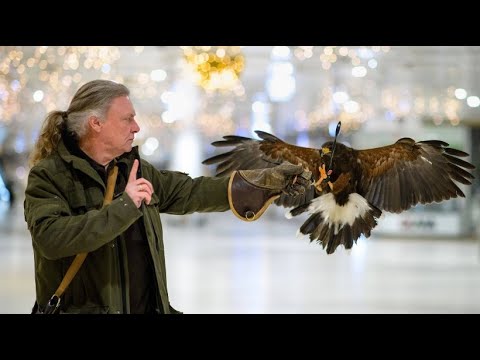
[24,139,230,314]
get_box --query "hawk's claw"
[314,164,333,192]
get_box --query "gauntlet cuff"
[228,171,280,221]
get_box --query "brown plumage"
[202,130,476,254]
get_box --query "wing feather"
[201,150,236,165]
[444,147,470,157]
[443,154,476,170]
[203,131,324,208]
[357,138,475,212]
[398,165,410,209]
[202,131,323,179]
[448,164,473,185]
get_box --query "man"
[24,79,309,314]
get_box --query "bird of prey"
[202,123,476,254]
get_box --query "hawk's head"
[320,142,333,159]
[320,141,349,162]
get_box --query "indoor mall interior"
[1,46,479,313]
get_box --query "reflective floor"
[1,201,480,314]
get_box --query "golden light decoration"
[181,46,245,92]
[0,46,123,124]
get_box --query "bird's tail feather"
[289,193,382,254]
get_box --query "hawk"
[202,123,476,254]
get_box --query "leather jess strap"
[48,165,119,309]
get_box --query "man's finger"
[144,193,152,205]
[141,179,154,194]
[129,159,139,182]
[295,176,310,187]
[293,184,305,194]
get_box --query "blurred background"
[1,46,479,313]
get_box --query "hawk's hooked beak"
[321,147,331,156]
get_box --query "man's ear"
[88,115,102,133]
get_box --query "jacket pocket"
[67,189,88,214]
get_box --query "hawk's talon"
[314,183,323,193]
[319,164,328,182]
[314,164,334,193]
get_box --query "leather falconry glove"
[228,162,312,221]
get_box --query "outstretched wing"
[357,137,475,213]
[202,130,322,208]
[202,130,322,177]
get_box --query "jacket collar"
[57,134,140,189]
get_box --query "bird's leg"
[313,165,325,192]
[314,164,333,192]
[327,179,333,191]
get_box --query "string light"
[294,46,390,73]
[181,46,245,92]
[0,46,123,123]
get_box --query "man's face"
[100,96,139,157]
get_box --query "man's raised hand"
[125,159,154,208]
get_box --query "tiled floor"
[1,201,480,314]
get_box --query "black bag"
[31,296,61,314]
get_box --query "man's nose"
[132,119,140,132]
